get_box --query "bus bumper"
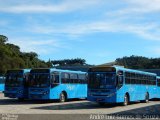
[87,95,116,103]
[29,93,49,100]
[4,92,24,98]
[29,88,50,100]
[4,87,25,99]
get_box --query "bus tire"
[144,93,149,103]
[59,92,67,102]
[123,94,129,106]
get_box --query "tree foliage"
[51,58,86,66]
[0,35,87,75]
[0,35,48,75]
[115,55,160,69]
[0,35,8,44]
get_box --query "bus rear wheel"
[59,92,67,102]
[123,94,129,106]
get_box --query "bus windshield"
[29,74,50,87]
[5,74,23,87]
[88,72,116,89]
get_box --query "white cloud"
[0,21,9,26]
[150,47,160,56]
[28,20,160,41]
[0,0,104,13]
[128,0,160,12]
[8,38,67,54]
[0,5,67,13]
[3,0,160,44]
[108,0,160,17]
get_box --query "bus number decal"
[129,87,134,92]
[66,85,75,91]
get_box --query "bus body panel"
[28,68,87,100]
[157,87,160,98]
[0,77,5,92]
[0,84,4,92]
[116,85,157,102]
[30,84,87,100]
[156,76,160,99]
[29,84,87,100]
[88,85,158,103]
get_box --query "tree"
[51,58,86,66]
[0,35,49,74]
[46,59,53,67]
[0,35,89,75]
[115,55,159,69]
[0,35,8,44]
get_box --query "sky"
[0,0,160,65]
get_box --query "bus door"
[117,71,124,89]
[24,73,30,98]
[116,70,124,101]
[51,72,60,88]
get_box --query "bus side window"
[70,73,78,84]
[61,73,70,84]
[78,74,86,84]
[158,79,160,86]
[2,77,5,84]
[51,72,59,84]
[125,72,131,84]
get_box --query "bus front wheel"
[123,94,129,106]
[59,92,67,102]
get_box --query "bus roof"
[7,69,31,73]
[157,76,160,79]
[31,68,86,74]
[90,65,156,76]
[50,68,86,74]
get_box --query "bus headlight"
[107,93,115,97]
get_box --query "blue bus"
[87,66,158,106]
[156,76,160,99]
[28,68,87,102]
[4,69,30,100]
[0,76,5,92]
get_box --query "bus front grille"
[92,94,108,96]
[30,94,42,99]
[91,89,110,93]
